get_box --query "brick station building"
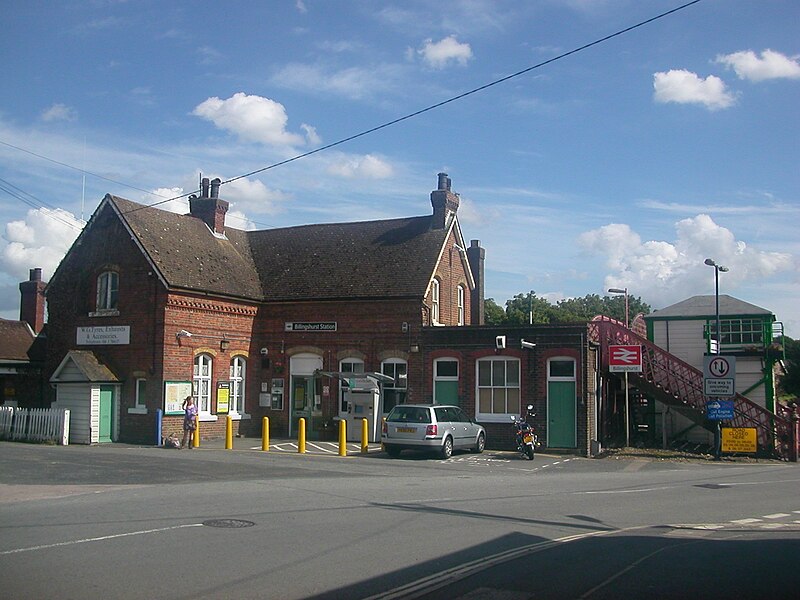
[37,173,597,454]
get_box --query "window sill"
[199,414,218,422]
[127,407,148,415]
[476,414,515,424]
[89,309,120,317]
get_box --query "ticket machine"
[317,371,393,443]
[344,377,381,442]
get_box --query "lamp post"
[608,287,630,447]
[704,258,729,459]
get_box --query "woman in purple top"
[181,396,198,449]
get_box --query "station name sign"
[285,322,337,332]
[77,325,130,345]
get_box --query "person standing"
[181,395,198,449]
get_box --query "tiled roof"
[0,319,34,361]
[109,195,448,302]
[646,295,773,319]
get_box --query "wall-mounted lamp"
[410,345,419,353]
[220,338,230,351]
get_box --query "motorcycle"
[511,404,538,460]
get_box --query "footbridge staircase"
[588,316,798,462]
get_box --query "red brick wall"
[425,232,472,326]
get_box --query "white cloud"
[41,103,77,122]
[192,93,307,147]
[147,188,190,214]
[271,63,401,100]
[1,208,82,282]
[579,215,795,308]
[653,69,736,110]
[418,36,473,69]
[326,154,394,179]
[716,49,800,82]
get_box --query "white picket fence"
[0,406,70,445]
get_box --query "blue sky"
[1,0,798,335]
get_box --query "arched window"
[96,271,118,311]
[457,285,465,326]
[381,358,407,413]
[339,358,365,416]
[431,279,440,324]
[193,353,213,414]
[229,356,246,414]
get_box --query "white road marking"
[730,518,762,525]
[0,523,203,556]
[763,513,791,519]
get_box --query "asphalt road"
[1,441,798,599]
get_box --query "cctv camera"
[495,335,506,349]
[260,347,268,355]
[521,340,536,349]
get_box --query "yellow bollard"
[225,415,233,450]
[298,418,306,453]
[339,419,347,456]
[262,416,270,451]
[361,418,369,454]
[193,416,200,448]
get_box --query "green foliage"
[483,291,651,326]
[778,336,800,400]
[483,298,506,325]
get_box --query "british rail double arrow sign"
[608,345,643,372]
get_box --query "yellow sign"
[721,427,757,454]
[216,381,230,414]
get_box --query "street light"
[607,287,629,328]
[608,287,631,447]
[704,259,729,355]
[704,258,729,460]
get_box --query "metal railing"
[589,316,798,461]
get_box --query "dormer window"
[92,270,119,315]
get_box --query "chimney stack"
[190,177,229,235]
[430,172,459,229]
[19,268,46,333]
[466,240,485,325]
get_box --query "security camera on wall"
[521,340,536,349]
[260,348,268,355]
[495,335,506,349]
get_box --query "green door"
[548,381,576,448]
[434,381,459,405]
[98,385,114,443]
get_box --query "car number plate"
[523,433,533,443]
[397,427,415,433]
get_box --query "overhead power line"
[219,0,703,188]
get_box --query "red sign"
[609,345,642,372]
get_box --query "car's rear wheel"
[440,436,454,459]
[473,432,485,454]
[385,446,401,458]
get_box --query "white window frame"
[431,279,440,324]
[433,358,459,405]
[457,285,465,326]
[93,270,119,315]
[339,358,365,416]
[229,355,246,417]
[128,378,148,414]
[475,357,521,422]
[381,358,407,414]
[193,353,213,415]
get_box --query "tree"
[483,298,506,325]
[480,291,651,326]
[778,336,800,401]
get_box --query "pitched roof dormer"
[189,177,228,236]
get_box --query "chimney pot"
[210,178,221,199]
[201,177,210,198]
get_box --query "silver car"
[381,404,486,459]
